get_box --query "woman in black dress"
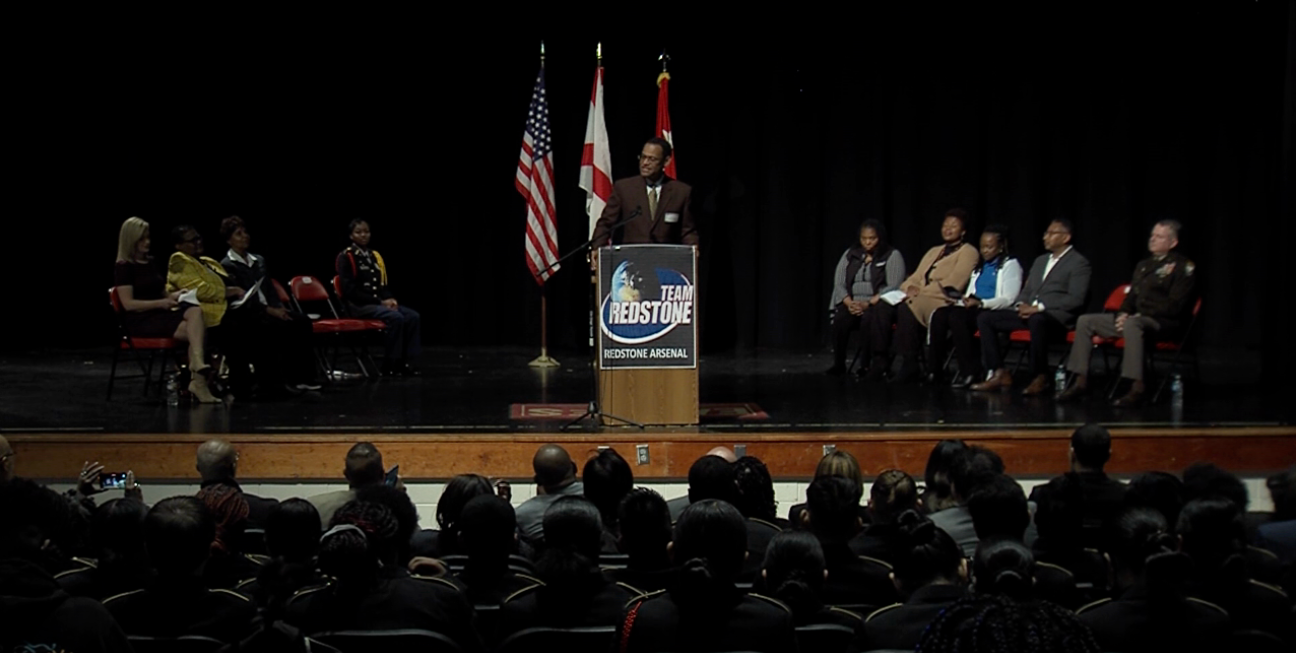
[114,217,217,403]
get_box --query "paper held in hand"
[880,290,907,306]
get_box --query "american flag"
[517,66,559,285]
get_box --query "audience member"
[971,537,1036,601]
[930,445,1005,557]
[610,488,674,593]
[1256,466,1296,564]
[761,531,863,630]
[933,225,1024,387]
[335,219,422,376]
[0,435,12,484]
[803,476,898,607]
[56,497,152,601]
[970,477,1076,606]
[412,473,494,558]
[1030,473,1110,603]
[1123,470,1185,528]
[500,497,640,643]
[0,478,133,653]
[1030,424,1127,549]
[286,500,482,651]
[1077,506,1230,652]
[852,468,920,562]
[788,449,869,528]
[919,438,967,513]
[916,593,1101,653]
[617,499,797,653]
[307,442,387,529]
[666,446,737,521]
[859,510,968,651]
[354,484,420,567]
[452,495,537,606]
[114,216,217,403]
[893,208,979,383]
[1060,220,1196,406]
[197,440,279,530]
[104,496,256,641]
[826,219,906,379]
[733,455,784,580]
[516,444,584,546]
[1181,462,1281,581]
[217,215,320,397]
[973,218,1091,395]
[236,498,324,603]
[582,447,634,550]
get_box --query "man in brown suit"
[590,138,697,249]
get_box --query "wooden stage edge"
[8,427,1295,482]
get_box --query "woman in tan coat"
[892,209,978,382]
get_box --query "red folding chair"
[287,276,375,377]
[106,287,183,400]
[1103,296,1203,402]
[333,276,387,332]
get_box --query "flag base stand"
[529,352,560,368]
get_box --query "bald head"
[196,440,237,483]
[533,444,576,490]
[344,442,385,488]
[0,435,14,483]
[706,446,738,463]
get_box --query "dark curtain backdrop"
[13,3,1292,380]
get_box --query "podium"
[596,244,699,426]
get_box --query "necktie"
[648,186,658,217]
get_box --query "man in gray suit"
[971,219,1091,395]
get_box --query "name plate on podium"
[597,244,697,369]
[597,244,699,426]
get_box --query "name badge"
[664,212,680,224]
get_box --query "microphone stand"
[537,208,645,431]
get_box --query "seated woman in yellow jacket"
[165,224,245,402]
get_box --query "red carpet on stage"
[510,402,769,420]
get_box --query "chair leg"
[106,346,121,401]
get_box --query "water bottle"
[1054,365,1067,393]
[165,373,180,407]
[1170,373,1184,403]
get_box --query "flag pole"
[529,39,560,369]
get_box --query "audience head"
[264,498,321,563]
[117,216,150,262]
[146,496,216,578]
[196,483,250,556]
[1110,506,1189,594]
[319,500,398,581]
[195,439,238,483]
[1069,423,1112,471]
[815,449,863,487]
[533,444,577,491]
[918,593,1101,653]
[582,448,633,526]
[540,496,603,566]
[672,499,748,583]
[857,219,889,254]
[91,498,149,568]
[687,454,737,505]
[0,478,75,566]
[437,473,493,533]
[1032,473,1085,549]
[869,469,919,524]
[923,439,968,511]
[892,510,967,596]
[1182,462,1248,511]
[949,445,1005,503]
[761,531,827,616]
[617,488,672,566]
[457,495,516,568]
[0,435,14,484]
[342,442,385,488]
[1176,497,1246,576]
[804,476,863,542]
[1268,465,1296,520]
[733,455,778,522]
[355,484,419,564]
[705,446,739,462]
[968,474,1030,542]
[972,537,1035,600]
[1124,471,1186,527]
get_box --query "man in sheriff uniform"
[1059,220,1197,406]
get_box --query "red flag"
[580,65,613,238]
[516,66,559,285]
[656,71,676,179]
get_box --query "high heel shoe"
[188,375,221,404]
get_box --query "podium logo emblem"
[600,260,694,345]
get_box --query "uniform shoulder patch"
[865,603,902,622]
[1184,259,1195,275]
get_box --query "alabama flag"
[579,65,612,238]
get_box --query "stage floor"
[0,346,1287,435]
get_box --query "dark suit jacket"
[592,176,697,246]
[219,252,284,310]
[1014,248,1092,326]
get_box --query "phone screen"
[384,465,399,487]
[99,473,128,490]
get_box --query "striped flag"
[516,66,559,285]
[579,65,612,238]
[656,70,676,179]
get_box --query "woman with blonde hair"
[114,217,218,403]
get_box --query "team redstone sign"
[598,244,697,370]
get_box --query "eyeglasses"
[637,154,662,163]
[0,451,14,465]
[183,235,203,243]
